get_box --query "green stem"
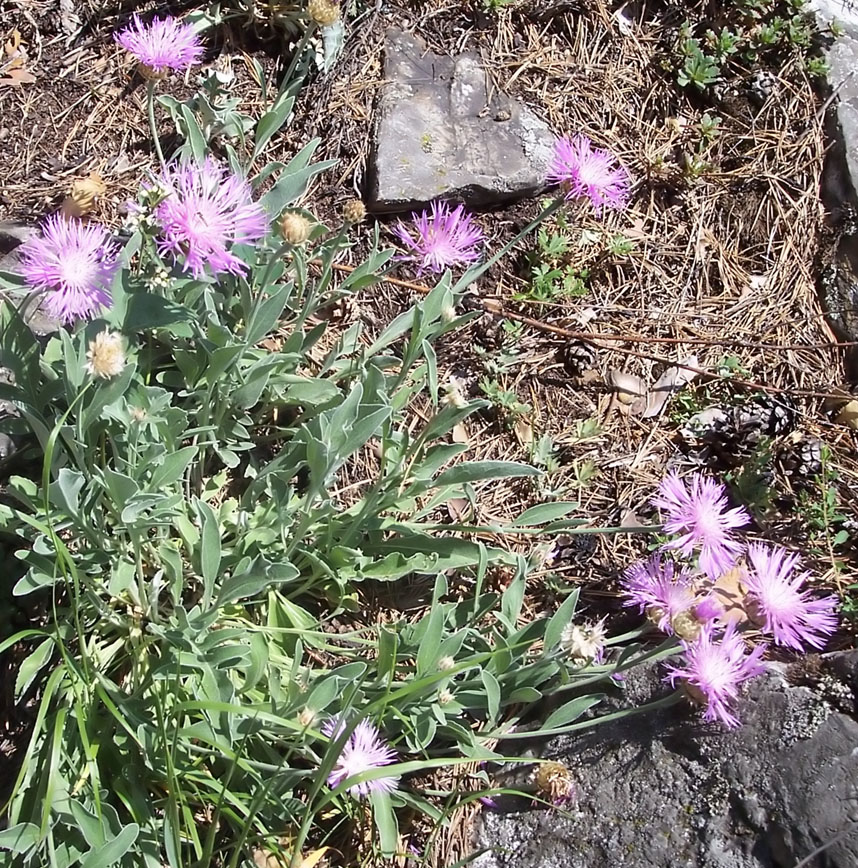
[146,79,166,170]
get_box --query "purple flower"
[391,201,484,274]
[665,622,766,728]
[115,14,204,76]
[621,555,697,633]
[19,214,117,324]
[323,718,399,798]
[152,158,268,280]
[653,472,750,580]
[744,543,838,650]
[546,134,631,213]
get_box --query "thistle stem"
[146,79,166,170]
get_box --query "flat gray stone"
[473,653,858,868]
[0,221,61,336]
[367,29,554,212]
[810,2,858,360]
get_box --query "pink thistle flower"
[546,134,631,213]
[153,158,268,280]
[744,543,838,650]
[115,14,204,76]
[665,622,766,729]
[620,555,697,634]
[653,471,750,580]
[323,718,399,798]
[19,214,117,324]
[391,201,484,274]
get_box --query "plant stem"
[146,79,166,170]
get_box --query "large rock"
[810,2,858,367]
[473,653,858,868]
[367,29,554,212]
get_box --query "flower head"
[115,14,204,77]
[533,761,576,807]
[86,330,126,379]
[547,135,630,213]
[19,214,117,324]
[152,158,268,280]
[744,543,838,650]
[620,555,697,634]
[392,201,484,274]
[280,211,312,246]
[665,622,766,728]
[323,718,398,798]
[653,472,750,580]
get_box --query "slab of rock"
[0,221,61,336]
[473,653,858,868]
[810,2,858,365]
[367,29,554,212]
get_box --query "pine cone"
[559,341,597,376]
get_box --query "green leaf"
[260,140,335,216]
[149,446,197,490]
[246,281,293,343]
[415,597,444,677]
[369,791,398,858]
[280,375,340,407]
[543,588,579,651]
[433,461,541,488]
[542,694,604,730]
[180,104,207,162]
[0,822,40,853]
[197,500,221,607]
[122,292,194,332]
[79,824,138,867]
[14,637,53,699]
[512,502,579,526]
[252,95,295,160]
[481,670,500,723]
[217,560,299,608]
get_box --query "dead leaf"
[447,497,471,522]
[710,565,749,625]
[513,417,534,447]
[619,508,646,529]
[299,848,330,868]
[641,356,699,418]
[451,422,469,444]
[834,399,858,429]
[608,369,646,405]
[0,66,36,87]
[61,174,107,218]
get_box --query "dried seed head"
[533,761,575,806]
[308,0,340,26]
[62,174,107,219]
[297,707,318,728]
[86,330,126,379]
[670,609,702,642]
[559,618,607,665]
[343,199,366,224]
[280,211,312,246]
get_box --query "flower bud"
[308,0,340,26]
[297,707,318,728]
[438,689,454,705]
[438,655,456,671]
[343,199,366,224]
[280,211,312,246]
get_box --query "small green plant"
[677,37,721,90]
[699,112,722,143]
[479,377,532,422]
[796,446,850,554]
[705,26,742,61]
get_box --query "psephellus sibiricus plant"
[0,21,833,865]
